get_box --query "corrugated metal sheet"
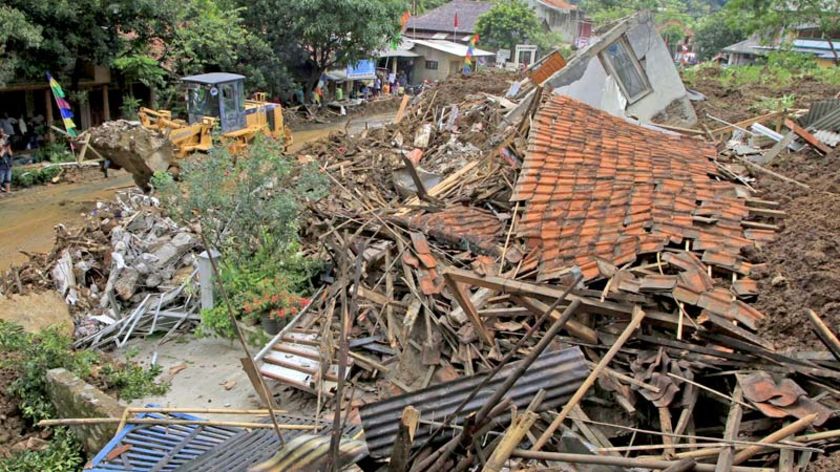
[88,412,241,471]
[358,346,587,458]
[180,416,363,472]
[800,99,840,132]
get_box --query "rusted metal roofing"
[358,347,587,458]
[512,96,763,282]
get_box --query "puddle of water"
[0,112,395,271]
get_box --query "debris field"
[3,69,840,471]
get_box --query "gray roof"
[722,37,765,56]
[406,0,493,34]
[181,72,245,85]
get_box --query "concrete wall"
[527,1,583,43]
[541,11,697,127]
[46,368,126,454]
[412,46,458,83]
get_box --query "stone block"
[45,368,126,454]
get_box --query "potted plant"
[243,290,310,335]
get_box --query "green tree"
[693,10,748,60]
[0,5,42,85]
[240,0,406,92]
[725,0,840,62]
[475,0,543,53]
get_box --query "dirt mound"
[748,149,840,351]
[88,120,173,190]
[688,66,840,129]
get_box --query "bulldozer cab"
[182,73,247,133]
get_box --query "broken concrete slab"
[0,291,73,335]
[45,368,126,453]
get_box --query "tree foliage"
[239,0,405,92]
[693,10,748,60]
[475,0,543,53]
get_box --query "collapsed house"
[513,11,698,127]
[5,59,839,470]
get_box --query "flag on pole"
[46,72,78,138]
[454,12,459,29]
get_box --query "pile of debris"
[0,191,201,347]
[251,75,839,471]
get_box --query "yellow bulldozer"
[87,72,292,189]
[140,72,292,157]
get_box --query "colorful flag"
[46,72,78,138]
[400,11,411,30]
[464,34,479,69]
[454,12,459,29]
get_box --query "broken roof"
[512,95,769,282]
[535,0,578,12]
[406,0,492,34]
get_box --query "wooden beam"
[710,111,784,136]
[807,309,840,362]
[785,118,831,155]
[511,295,598,343]
[389,406,421,472]
[715,385,743,472]
[482,411,539,472]
[443,273,494,345]
[732,414,817,465]
[531,306,646,451]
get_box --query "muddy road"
[0,111,395,271]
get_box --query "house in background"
[525,0,590,45]
[723,36,840,67]
[510,11,697,127]
[722,23,840,67]
[405,0,492,44]
[377,39,495,84]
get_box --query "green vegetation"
[0,428,83,472]
[157,137,328,338]
[0,321,168,470]
[11,165,62,188]
[476,0,544,53]
[682,50,840,90]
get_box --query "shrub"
[158,136,328,338]
[0,322,168,422]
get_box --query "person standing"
[0,130,13,193]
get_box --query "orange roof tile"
[514,96,763,283]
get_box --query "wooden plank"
[394,94,411,124]
[732,414,817,465]
[710,111,783,136]
[807,309,840,362]
[785,118,831,155]
[483,411,539,472]
[389,406,420,472]
[714,385,743,472]
[511,295,598,344]
[760,131,795,164]
[443,273,494,345]
[531,306,646,451]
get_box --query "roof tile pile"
[512,95,769,283]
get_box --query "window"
[425,60,439,70]
[600,35,652,103]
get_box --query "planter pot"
[260,315,281,335]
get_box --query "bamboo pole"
[510,450,774,472]
[531,306,646,451]
[124,407,289,415]
[732,414,817,465]
[38,417,317,430]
